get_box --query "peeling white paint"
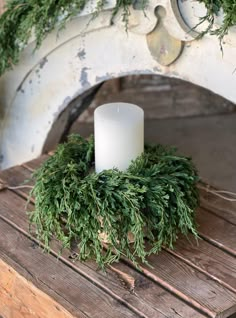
[0,0,236,169]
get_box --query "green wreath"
[29,134,199,268]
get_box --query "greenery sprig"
[197,0,236,41]
[29,134,199,268]
[0,0,134,76]
[0,0,236,77]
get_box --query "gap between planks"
[198,232,236,258]
[22,158,236,272]
[0,180,207,317]
[0,218,138,318]
[15,162,236,315]
[0,212,151,318]
[0,168,210,318]
[2,159,236,317]
[164,247,236,294]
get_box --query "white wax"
[95,103,144,173]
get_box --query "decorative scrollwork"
[114,0,198,66]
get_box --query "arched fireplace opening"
[1,0,236,172]
[65,74,236,192]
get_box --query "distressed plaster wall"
[0,0,236,169]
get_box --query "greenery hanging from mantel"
[0,0,235,77]
[29,134,199,268]
[197,0,236,39]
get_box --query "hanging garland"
[29,134,199,268]
[0,0,235,77]
[198,0,236,40]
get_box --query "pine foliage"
[29,134,199,268]
[0,0,134,76]
[198,0,236,40]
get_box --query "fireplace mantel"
[0,0,236,169]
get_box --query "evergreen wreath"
[29,134,199,268]
[0,0,236,77]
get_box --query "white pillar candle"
[95,103,144,173]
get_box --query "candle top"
[95,103,144,123]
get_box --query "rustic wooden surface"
[0,155,236,318]
[0,259,73,318]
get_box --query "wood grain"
[59,247,207,318]
[137,249,236,318]
[0,218,140,318]
[0,189,206,318]
[0,189,232,318]
[197,207,236,256]
[22,154,50,171]
[168,235,236,293]
[0,165,34,201]
[0,259,74,318]
[199,187,236,225]
[5,161,236,289]
[0,157,236,318]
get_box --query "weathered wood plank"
[0,258,74,318]
[167,235,236,293]
[0,189,234,318]
[199,187,236,225]
[197,208,236,256]
[2,164,236,292]
[59,246,207,318]
[0,218,140,318]
[0,165,34,201]
[0,165,32,187]
[0,161,236,317]
[139,251,236,318]
[88,262,206,318]
[0,189,207,318]
[22,154,50,171]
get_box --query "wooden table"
[0,154,236,318]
